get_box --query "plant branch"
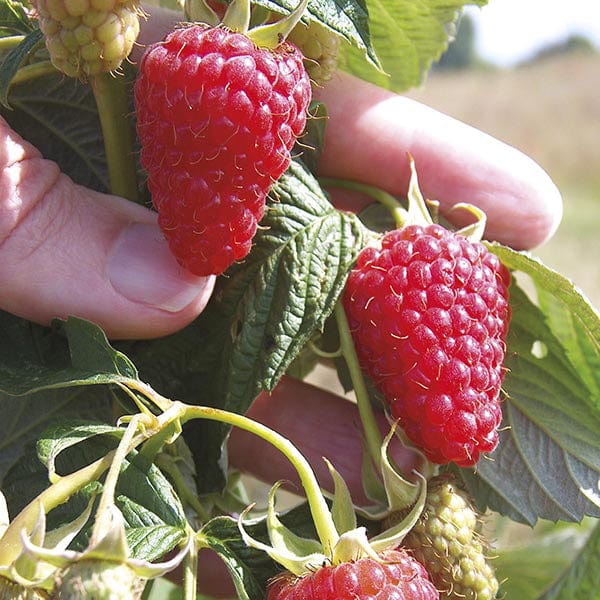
[181,405,340,553]
[320,177,408,228]
[335,301,384,469]
[90,73,139,202]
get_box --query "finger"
[0,118,214,339]
[228,376,420,504]
[314,72,563,250]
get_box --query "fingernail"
[108,222,214,312]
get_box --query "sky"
[464,0,600,67]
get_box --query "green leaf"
[0,28,43,108]
[494,523,591,599]
[339,0,487,92]
[539,522,600,599]
[36,421,123,480]
[4,431,187,562]
[199,502,318,600]
[456,246,600,525]
[0,315,138,397]
[0,387,113,487]
[253,0,378,68]
[0,0,33,34]
[0,72,109,192]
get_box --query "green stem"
[182,533,198,600]
[335,301,383,469]
[0,452,115,566]
[90,73,138,202]
[319,177,408,228]
[0,35,25,51]
[11,61,57,85]
[181,405,340,553]
[90,416,141,545]
[155,455,211,523]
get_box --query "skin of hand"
[0,4,564,596]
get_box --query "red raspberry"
[267,550,439,600]
[343,224,510,466]
[134,25,311,275]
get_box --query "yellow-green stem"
[90,416,140,545]
[0,35,25,51]
[90,73,139,202]
[11,61,56,85]
[181,406,340,553]
[335,302,383,469]
[182,532,198,600]
[320,177,408,228]
[155,455,211,523]
[0,453,115,566]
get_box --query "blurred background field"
[407,32,600,308]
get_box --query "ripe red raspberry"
[134,25,311,275]
[267,550,439,600]
[343,224,510,466]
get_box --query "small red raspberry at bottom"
[267,550,439,600]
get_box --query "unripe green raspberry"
[287,20,340,85]
[0,577,47,599]
[55,560,145,599]
[402,475,499,600]
[33,0,142,77]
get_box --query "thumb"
[0,118,214,339]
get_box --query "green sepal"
[325,459,357,536]
[452,202,487,242]
[0,492,9,538]
[369,474,427,554]
[185,0,220,25]
[356,425,422,520]
[330,527,381,565]
[222,0,251,33]
[247,0,309,48]
[23,505,190,580]
[401,156,487,242]
[237,499,326,577]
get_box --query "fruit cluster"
[33,0,142,77]
[344,223,511,466]
[134,24,312,276]
[267,550,439,599]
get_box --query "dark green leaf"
[298,100,328,175]
[539,522,600,599]
[456,247,600,525]
[0,387,112,487]
[199,502,318,600]
[0,316,138,397]
[0,72,109,191]
[4,432,187,561]
[0,28,43,108]
[36,421,123,473]
[0,0,33,34]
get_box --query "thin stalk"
[11,61,56,85]
[0,453,115,565]
[0,35,25,52]
[319,177,408,228]
[182,533,198,600]
[335,301,383,469]
[181,405,340,553]
[90,416,140,545]
[90,73,138,202]
[155,455,211,523]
